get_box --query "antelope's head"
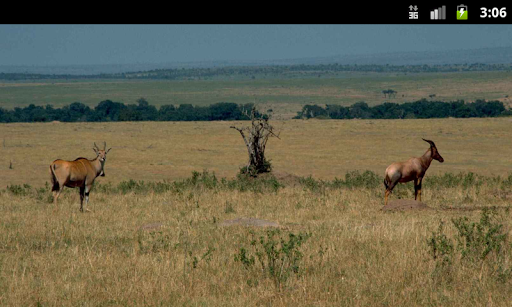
[93,142,112,176]
[423,139,444,163]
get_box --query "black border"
[5,3,512,25]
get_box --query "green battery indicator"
[457,5,468,20]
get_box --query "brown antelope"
[383,139,444,206]
[50,142,111,212]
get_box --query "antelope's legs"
[384,190,391,206]
[84,185,91,212]
[416,178,423,202]
[79,186,85,212]
[53,185,64,205]
[414,179,419,200]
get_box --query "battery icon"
[457,4,468,20]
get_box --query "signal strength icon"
[430,5,446,20]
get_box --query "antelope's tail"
[383,177,389,190]
[50,164,59,192]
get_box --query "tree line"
[1,99,510,123]
[294,99,512,120]
[0,99,260,123]
[120,63,512,80]
[2,63,512,80]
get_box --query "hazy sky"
[1,25,511,66]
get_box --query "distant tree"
[158,105,178,121]
[209,102,243,120]
[94,100,126,121]
[295,104,328,119]
[349,102,372,119]
[62,102,91,122]
[326,104,350,119]
[135,98,157,120]
[382,89,397,98]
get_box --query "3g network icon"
[409,5,419,19]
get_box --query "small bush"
[342,170,381,189]
[118,179,145,194]
[427,221,454,265]
[7,184,31,196]
[452,208,507,263]
[234,229,312,290]
[299,176,323,193]
[427,221,455,283]
[427,209,511,283]
[230,173,283,193]
[224,201,236,214]
[239,158,273,177]
[501,173,512,189]
[425,172,485,189]
[188,170,218,189]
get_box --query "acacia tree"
[382,89,397,98]
[230,107,280,176]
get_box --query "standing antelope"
[50,142,111,212]
[383,139,444,206]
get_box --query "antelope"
[383,139,444,206]
[50,142,111,212]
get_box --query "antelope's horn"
[422,138,436,147]
[104,142,107,150]
[93,142,99,150]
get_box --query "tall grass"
[5,170,512,202]
[0,170,511,306]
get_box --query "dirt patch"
[219,218,280,228]
[382,199,431,212]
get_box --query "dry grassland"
[1,179,511,306]
[0,118,511,306]
[0,118,511,188]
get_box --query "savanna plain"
[1,70,512,118]
[1,118,512,306]
[1,73,512,306]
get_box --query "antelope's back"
[70,158,94,180]
[52,158,90,183]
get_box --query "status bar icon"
[409,5,419,20]
[457,4,468,20]
[430,5,446,20]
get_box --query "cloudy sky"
[1,24,511,66]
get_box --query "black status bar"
[405,4,511,24]
[293,3,512,24]
[4,4,512,24]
